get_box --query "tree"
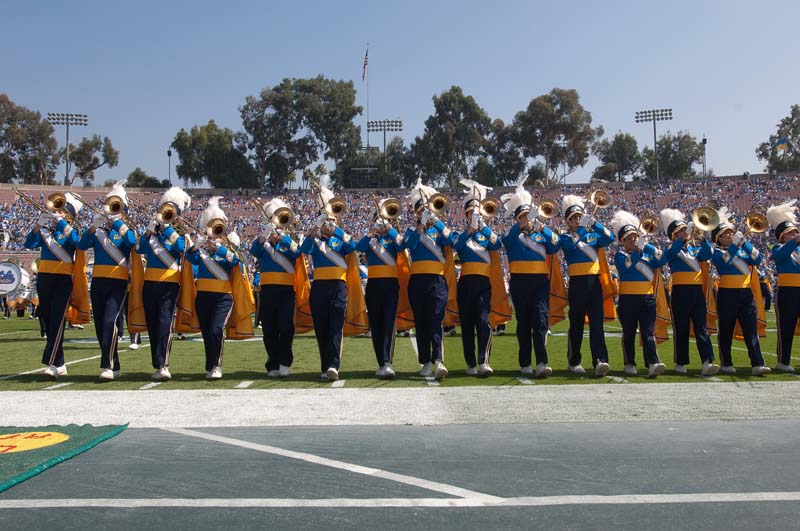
[414,86,491,188]
[485,119,526,185]
[386,136,416,188]
[511,88,604,185]
[126,167,168,188]
[641,131,704,181]
[0,94,60,184]
[756,104,800,173]
[171,120,257,188]
[67,134,119,186]
[592,132,642,182]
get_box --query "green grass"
[0,312,796,390]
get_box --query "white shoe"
[99,369,115,381]
[206,366,222,380]
[520,365,534,376]
[129,343,140,350]
[326,367,339,381]
[478,363,493,376]
[752,366,771,376]
[419,362,433,377]
[266,369,280,378]
[623,364,638,376]
[674,364,687,375]
[775,363,795,373]
[375,366,386,377]
[278,365,291,378]
[152,366,171,381]
[466,366,478,376]
[382,363,396,379]
[702,361,720,376]
[56,365,68,376]
[720,365,736,375]
[595,362,610,377]
[434,360,448,380]
[648,363,666,377]
[320,372,328,380]
[43,365,58,378]
[535,363,552,378]
[569,364,586,375]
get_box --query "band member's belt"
[567,261,600,276]
[144,267,181,283]
[367,265,397,279]
[509,260,548,275]
[196,278,232,293]
[718,274,751,289]
[260,271,294,286]
[313,266,347,281]
[38,259,73,275]
[410,261,445,276]
[777,273,800,287]
[92,264,129,280]
[618,281,654,295]
[671,271,702,285]
[460,262,490,277]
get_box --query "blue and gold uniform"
[25,214,79,371]
[251,232,300,374]
[300,224,355,375]
[78,217,136,376]
[772,237,800,365]
[502,222,560,370]
[454,223,501,370]
[356,225,403,370]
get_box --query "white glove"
[531,219,544,233]
[315,213,327,229]
[420,210,436,226]
[263,222,275,238]
[373,219,384,232]
[637,236,648,251]
[732,231,745,246]
[478,216,486,229]
[471,210,480,230]
[194,235,207,249]
[37,213,51,227]
[685,221,694,234]
[92,215,106,229]
[147,220,158,233]
[579,214,593,228]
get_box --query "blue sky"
[3,0,798,186]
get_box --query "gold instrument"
[588,190,612,216]
[538,199,558,219]
[105,195,126,216]
[479,197,500,219]
[743,206,769,234]
[13,188,50,215]
[639,212,660,236]
[14,189,79,227]
[272,206,294,227]
[311,181,346,221]
[31,258,39,274]
[692,206,720,232]
[206,218,226,238]
[419,189,448,216]
[155,203,193,234]
[45,193,67,212]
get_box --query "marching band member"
[251,198,301,378]
[710,208,771,375]
[77,183,136,380]
[186,197,240,380]
[501,184,560,377]
[355,203,403,379]
[609,210,667,377]
[300,195,356,382]
[454,181,501,376]
[138,186,191,381]
[767,200,800,372]
[404,179,456,380]
[661,209,720,376]
[559,195,614,376]
[24,193,83,378]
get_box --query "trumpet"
[588,190,612,216]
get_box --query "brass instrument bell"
[589,190,612,211]
[271,206,294,228]
[691,206,720,232]
[104,195,125,215]
[156,203,177,225]
[744,206,769,234]
[45,192,67,212]
[638,212,660,236]
[379,198,402,220]
[538,199,558,219]
[479,197,500,219]
[206,217,227,238]
[427,192,448,215]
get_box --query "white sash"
[96,229,128,268]
[148,235,178,270]
[634,261,655,282]
[792,249,800,267]
[369,239,397,266]
[576,240,598,262]
[518,233,546,259]
[466,238,491,264]
[678,250,701,272]
[263,242,296,274]
[419,232,445,263]
[199,249,229,281]
[730,255,750,276]
[316,239,348,269]
[40,228,73,264]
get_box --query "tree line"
[1,87,799,190]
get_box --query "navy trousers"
[457,274,492,367]
[37,272,73,367]
[259,284,296,371]
[509,273,550,367]
[617,294,660,367]
[567,274,608,367]
[195,291,233,372]
[365,277,398,366]
[408,274,448,365]
[776,286,800,365]
[142,280,179,369]
[90,277,127,371]
[310,279,347,372]
[670,284,716,365]
[716,287,765,368]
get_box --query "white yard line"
[138,382,162,390]
[162,428,502,502]
[516,377,533,385]
[235,380,255,389]
[5,491,800,509]
[605,376,628,384]
[331,380,346,388]
[42,382,73,390]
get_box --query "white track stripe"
[5,491,800,509]
[162,428,502,502]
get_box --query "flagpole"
[366,44,370,151]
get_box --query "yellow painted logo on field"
[0,432,70,453]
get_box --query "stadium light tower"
[635,108,672,183]
[47,113,89,185]
[367,119,403,177]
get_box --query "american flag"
[362,49,368,82]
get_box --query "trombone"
[205,218,245,261]
[14,189,80,228]
[71,192,138,231]
[588,190,612,216]
[310,181,346,221]
[371,194,402,226]
[638,211,660,236]
[155,203,193,235]
[418,189,448,216]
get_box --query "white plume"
[609,210,640,233]
[199,196,227,228]
[159,186,191,212]
[501,180,533,216]
[659,208,685,235]
[409,177,438,208]
[766,200,797,228]
[106,181,128,206]
[561,194,585,212]
[226,231,241,249]
[264,197,291,219]
[459,178,492,202]
[64,193,83,214]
